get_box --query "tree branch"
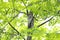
[8,22,26,40]
[33,16,38,21]
[8,22,20,35]
[37,16,53,27]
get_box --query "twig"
[37,16,53,27]
[33,16,38,21]
[8,22,26,40]
[8,22,20,35]
[5,8,10,15]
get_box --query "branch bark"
[27,11,34,40]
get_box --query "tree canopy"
[0,0,60,40]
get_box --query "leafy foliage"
[0,0,60,40]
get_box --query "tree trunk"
[27,11,34,40]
